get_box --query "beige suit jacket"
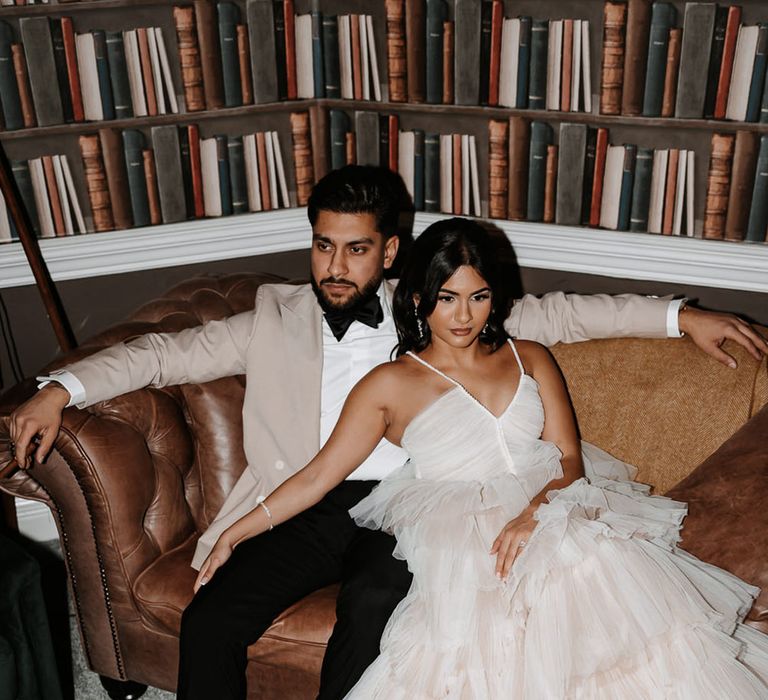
[61,281,671,568]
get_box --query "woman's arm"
[194,366,393,591]
[491,342,584,578]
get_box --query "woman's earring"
[482,322,490,335]
[414,302,425,341]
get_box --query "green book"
[122,130,151,227]
[218,2,243,107]
[527,121,553,222]
[629,147,654,232]
[228,136,248,215]
[424,132,440,212]
[642,3,677,117]
[0,22,24,130]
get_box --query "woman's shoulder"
[510,338,555,373]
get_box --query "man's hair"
[307,165,409,239]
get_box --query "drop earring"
[414,302,425,341]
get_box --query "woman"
[196,218,768,697]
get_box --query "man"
[9,166,767,699]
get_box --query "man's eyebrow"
[311,234,376,246]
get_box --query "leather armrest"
[666,402,768,633]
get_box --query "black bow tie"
[324,294,384,341]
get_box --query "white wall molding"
[15,497,57,542]
[1,209,767,292]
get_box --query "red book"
[61,18,84,122]
[453,133,462,215]
[187,125,205,218]
[137,28,158,116]
[42,156,66,236]
[561,19,574,111]
[388,114,399,171]
[350,14,363,100]
[284,0,297,100]
[256,132,272,210]
[487,0,503,106]
[589,128,609,227]
[662,148,679,235]
[714,5,742,120]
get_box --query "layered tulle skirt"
[345,443,768,699]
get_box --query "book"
[63,19,87,122]
[600,1,627,116]
[265,130,280,207]
[52,156,74,235]
[546,20,562,111]
[499,19,520,109]
[746,24,768,122]
[19,17,63,126]
[99,128,132,230]
[237,25,253,104]
[479,0,493,105]
[217,134,233,216]
[143,149,162,225]
[622,0,652,115]
[455,0,481,105]
[703,7,729,119]
[461,132,469,214]
[508,116,530,221]
[246,0,278,104]
[599,145,624,230]
[424,132,440,212]
[272,130,290,208]
[714,5,742,120]
[50,19,74,123]
[147,29,167,116]
[354,110,379,166]
[218,2,243,107]
[581,127,597,224]
[661,28,681,118]
[488,119,508,219]
[724,130,759,241]
[439,133,452,213]
[570,19,582,112]
[77,136,114,232]
[122,130,150,227]
[648,148,668,234]
[685,150,695,236]
[746,135,768,242]
[123,30,147,117]
[155,28,179,114]
[195,0,224,109]
[10,159,39,234]
[29,157,56,237]
[41,155,65,236]
[0,191,10,243]
[329,109,350,170]
[310,0,325,98]
[75,33,103,121]
[527,121,553,222]
[581,20,593,113]
[642,2,676,117]
[60,155,86,234]
[136,28,158,116]
[703,133,735,239]
[290,111,314,206]
[405,0,426,103]
[469,134,481,216]
[93,31,116,121]
[379,114,390,167]
[366,15,382,101]
[256,132,271,209]
[151,125,186,224]
[323,13,341,98]
[398,129,415,202]
[350,14,362,100]
[426,0,448,104]
[661,148,679,234]
[284,0,298,100]
[274,0,288,99]
[629,146,654,232]
[555,122,587,226]
[488,0,503,106]
[242,133,261,212]
[388,114,399,171]
[187,124,205,218]
[309,103,328,181]
[675,3,716,119]
[413,128,425,210]
[295,14,314,99]
[346,132,356,164]
[589,127,609,227]
[528,19,548,110]
[516,17,531,109]
[178,127,194,216]
[11,43,35,128]
[725,25,759,121]
[339,15,353,99]
[443,20,454,104]
[228,136,248,215]
[359,14,371,101]
[672,148,688,236]
[543,144,558,224]
[561,19,573,111]
[105,31,133,119]
[385,0,407,102]
[200,137,222,217]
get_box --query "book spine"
[543,144,558,224]
[11,159,39,234]
[11,44,35,128]
[346,131,356,164]
[746,135,768,242]
[50,19,74,123]
[424,132,440,212]
[442,20,454,104]
[488,119,508,219]
[29,158,55,237]
[0,22,23,130]
[350,14,362,100]
[641,2,676,117]
[291,111,314,205]
[309,102,328,181]
[187,124,204,218]
[455,0,481,105]
[528,19,548,110]
[555,122,587,226]
[151,125,186,223]
[105,31,133,119]
[725,26,759,122]
[622,0,652,115]
[561,18,573,111]
[216,134,233,216]
[388,114,399,171]
[283,0,297,100]
[174,7,206,111]
[426,0,447,104]
[703,7,728,119]
[661,147,679,234]
[488,0,503,107]
[218,2,243,107]
[236,25,253,105]
[527,120,552,222]
[99,127,133,230]
[405,0,426,103]
[147,30,167,115]
[703,133,735,239]
[714,5,741,120]
[271,0,288,99]
[322,14,340,98]
[724,130,759,241]
[589,127,609,227]
[661,27,681,119]
[142,149,162,225]
[616,144,636,231]
[508,115,530,221]
[19,17,64,126]
[413,128,425,210]
[746,24,768,123]
[629,146,653,232]
[79,134,114,232]
[329,108,350,170]
[52,156,74,235]
[177,126,194,217]
[580,127,597,225]
[516,17,531,109]
[674,3,716,119]
[479,0,492,105]
[379,113,390,167]
[136,28,157,116]
[600,1,627,116]
[41,155,65,236]
[272,130,290,208]
[195,0,225,109]
[311,1,325,98]
[385,0,407,102]
[225,136,245,215]
[93,30,115,120]
[122,129,150,227]
[246,0,278,104]
[200,137,221,216]
[355,110,379,166]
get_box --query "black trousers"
[177,480,413,700]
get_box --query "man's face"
[310,210,399,311]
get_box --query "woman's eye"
[472,294,491,302]
[438,295,454,303]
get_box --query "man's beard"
[311,273,383,313]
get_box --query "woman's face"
[421,265,492,349]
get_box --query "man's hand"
[679,307,768,369]
[9,384,70,469]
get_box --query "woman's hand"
[193,537,235,593]
[490,505,538,580]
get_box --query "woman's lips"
[450,328,472,336]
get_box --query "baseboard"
[15,497,57,542]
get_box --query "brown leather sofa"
[1,272,767,699]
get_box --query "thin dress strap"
[405,351,463,389]
[507,339,525,374]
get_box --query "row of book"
[0,18,179,130]
[2,112,315,240]
[603,1,768,123]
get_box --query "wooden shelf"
[0,0,178,17]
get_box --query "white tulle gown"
[345,340,768,699]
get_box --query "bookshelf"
[0,0,767,293]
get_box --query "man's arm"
[506,292,768,367]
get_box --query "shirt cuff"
[36,371,86,408]
[666,299,687,338]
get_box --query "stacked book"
[704,132,768,242]
[0,18,178,130]
[488,118,696,236]
[603,1,768,123]
[384,0,591,110]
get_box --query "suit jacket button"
[275,460,285,470]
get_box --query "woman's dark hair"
[393,217,510,355]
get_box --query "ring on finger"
[518,540,527,548]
